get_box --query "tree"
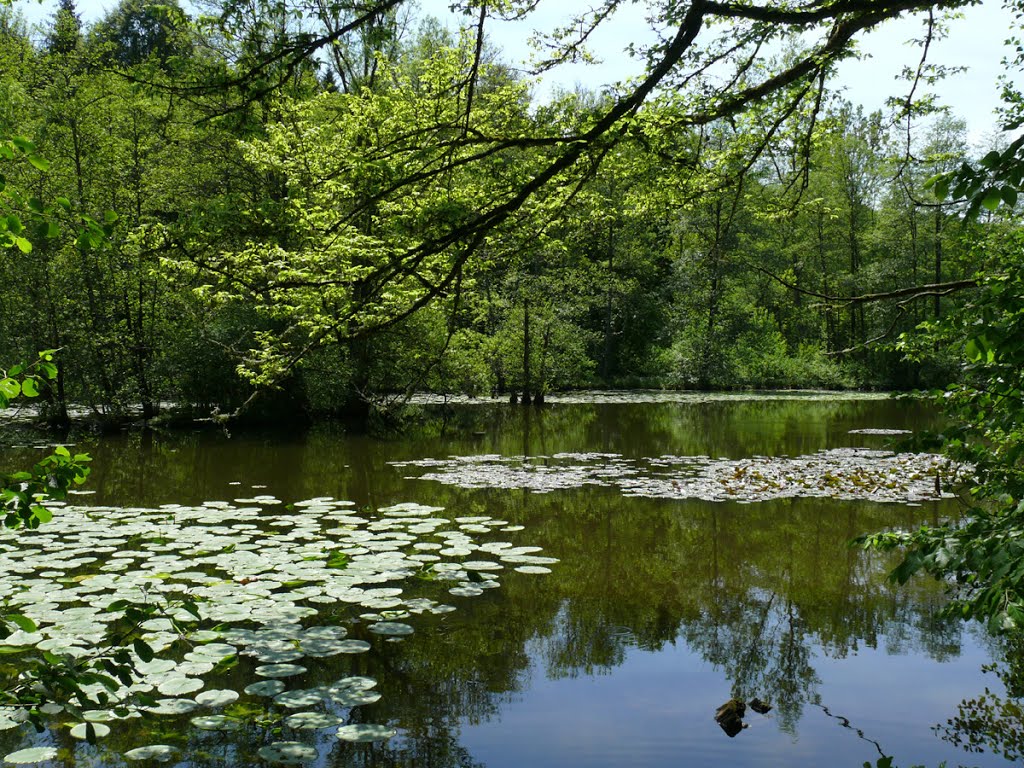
[167,0,980,404]
[46,0,80,55]
[90,0,192,69]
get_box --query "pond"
[0,393,1015,768]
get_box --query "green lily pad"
[256,663,307,678]
[334,640,371,654]
[257,742,318,764]
[191,715,241,731]
[157,676,204,696]
[284,712,344,730]
[144,698,198,715]
[245,680,286,697]
[368,622,413,636]
[195,689,239,707]
[70,722,111,740]
[336,723,397,742]
[273,689,325,709]
[330,689,381,707]
[2,747,58,764]
[123,745,177,762]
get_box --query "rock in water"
[749,697,772,714]
[714,698,747,737]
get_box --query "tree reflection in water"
[0,396,997,768]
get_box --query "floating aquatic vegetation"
[368,621,414,636]
[123,745,177,762]
[195,689,238,708]
[2,747,59,764]
[190,715,241,731]
[284,712,344,730]
[0,496,553,762]
[258,741,319,764]
[256,664,307,679]
[406,390,892,405]
[273,688,325,709]
[244,680,285,697]
[848,428,912,436]
[69,722,109,740]
[393,448,965,504]
[336,723,398,742]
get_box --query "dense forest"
[0,0,1016,426]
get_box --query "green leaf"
[133,638,154,663]
[21,378,39,397]
[326,551,350,569]
[11,137,35,153]
[980,149,1002,169]
[4,614,37,632]
[0,378,20,400]
[981,187,1003,211]
[34,507,52,525]
[1001,186,1018,208]
[103,210,118,224]
[27,155,49,172]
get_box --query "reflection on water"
[0,397,1015,767]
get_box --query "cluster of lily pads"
[0,497,555,764]
[409,390,892,405]
[393,448,964,503]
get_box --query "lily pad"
[368,622,414,636]
[273,689,325,709]
[157,676,204,696]
[195,689,239,708]
[70,722,110,740]
[190,715,241,731]
[255,663,307,678]
[330,689,381,707]
[257,742,318,764]
[334,640,371,654]
[144,698,198,716]
[336,723,397,742]
[284,712,344,730]
[123,745,177,762]
[245,679,286,696]
[2,747,58,764]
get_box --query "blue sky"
[14,0,1020,144]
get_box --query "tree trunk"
[521,299,531,405]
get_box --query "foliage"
[862,229,1024,631]
[0,0,1003,422]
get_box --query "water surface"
[0,395,1012,768]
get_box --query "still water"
[0,395,1015,768]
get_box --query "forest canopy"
[0,0,1018,421]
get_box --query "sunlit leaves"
[175,44,535,391]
